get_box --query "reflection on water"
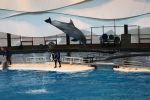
[112,56,150,68]
[0,52,149,68]
[0,52,149,67]
[24,88,49,94]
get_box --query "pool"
[0,67,149,100]
[0,52,150,100]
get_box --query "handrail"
[26,56,85,64]
[62,56,84,64]
[26,56,48,63]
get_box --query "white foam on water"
[25,88,48,94]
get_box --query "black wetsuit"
[3,50,12,65]
[52,51,61,68]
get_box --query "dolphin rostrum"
[45,17,86,45]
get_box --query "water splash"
[25,88,48,94]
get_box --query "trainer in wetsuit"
[52,51,61,68]
[2,48,12,65]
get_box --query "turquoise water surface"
[0,67,150,100]
[0,53,150,100]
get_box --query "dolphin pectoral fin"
[71,38,78,41]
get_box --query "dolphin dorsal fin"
[69,19,75,26]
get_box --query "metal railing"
[26,57,48,63]
[62,56,84,64]
[25,56,87,64]
[0,25,150,47]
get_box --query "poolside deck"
[0,63,94,73]
[113,67,150,73]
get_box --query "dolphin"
[45,17,86,45]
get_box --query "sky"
[0,0,150,37]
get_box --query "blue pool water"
[0,52,150,100]
[0,67,150,100]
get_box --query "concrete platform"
[0,63,94,73]
[94,62,115,66]
[113,67,150,73]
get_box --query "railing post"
[138,26,140,43]
[91,27,92,44]
[114,19,116,35]
[66,34,70,45]
[56,35,57,45]
[102,26,104,34]
[32,37,33,46]
[7,33,11,47]
[44,37,46,45]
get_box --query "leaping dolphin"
[45,17,86,45]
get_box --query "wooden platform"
[113,67,150,73]
[0,63,94,73]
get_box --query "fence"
[0,25,150,47]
